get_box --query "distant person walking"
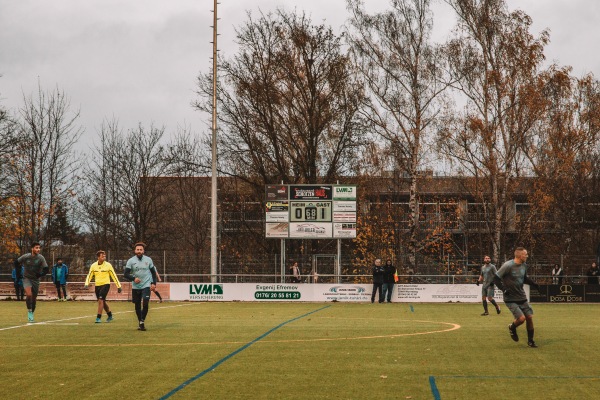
[18,242,49,323]
[371,259,384,303]
[52,258,69,301]
[477,255,501,316]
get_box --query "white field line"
[0,303,194,332]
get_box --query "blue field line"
[158,305,332,400]
[429,376,441,400]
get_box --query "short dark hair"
[134,242,146,249]
[57,257,62,261]
[96,250,106,257]
[31,242,41,248]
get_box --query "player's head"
[31,242,41,254]
[514,247,528,263]
[134,242,146,257]
[96,250,106,262]
[374,259,381,265]
[483,255,491,263]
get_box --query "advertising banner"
[333,201,357,212]
[265,201,289,222]
[289,185,332,200]
[332,212,356,222]
[333,185,357,200]
[170,283,372,302]
[265,185,288,201]
[265,222,289,238]
[289,222,333,238]
[332,223,357,238]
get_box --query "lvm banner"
[169,283,532,303]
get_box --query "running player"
[124,242,157,331]
[477,255,501,316]
[494,247,540,348]
[84,250,122,323]
[18,242,49,322]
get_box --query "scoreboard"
[265,184,356,239]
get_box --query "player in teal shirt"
[477,255,501,316]
[124,242,157,331]
[494,247,540,348]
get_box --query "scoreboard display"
[290,202,332,222]
[265,184,356,239]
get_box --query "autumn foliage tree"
[440,0,549,262]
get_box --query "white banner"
[169,283,518,303]
[289,222,332,238]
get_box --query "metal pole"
[281,239,286,283]
[210,0,219,284]
[337,239,341,283]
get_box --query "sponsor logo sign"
[333,185,356,200]
[189,284,224,300]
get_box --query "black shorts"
[95,284,110,300]
[132,287,151,303]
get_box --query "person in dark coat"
[371,259,385,303]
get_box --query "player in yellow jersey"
[85,250,122,323]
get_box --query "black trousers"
[371,282,383,303]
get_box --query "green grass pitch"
[1,301,599,399]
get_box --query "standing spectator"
[289,261,301,283]
[18,242,49,323]
[12,259,25,301]
[551,264,563,285]
[477,255,501,316]
[586,262,599,285]
[51,258,69,301]
[381,259,396,303]
[124,242,158,331]
[85,250,122,323]
[494,247,540,348]
[371,259,384,303]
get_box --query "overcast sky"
[1,0,599,152]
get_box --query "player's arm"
[123,264,134,281]
[524,274,540,291]
[492,266,506,291]
[150,266,158,287]
[107,265,122,292]
[84,265,95,287]
[39,257,49,277]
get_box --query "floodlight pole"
[210,0,219,283]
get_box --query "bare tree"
[195,8,369,191]
[80,119,168,249]
[10,84,82,248]
[440,0,549,261]
[347,0,452,266]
